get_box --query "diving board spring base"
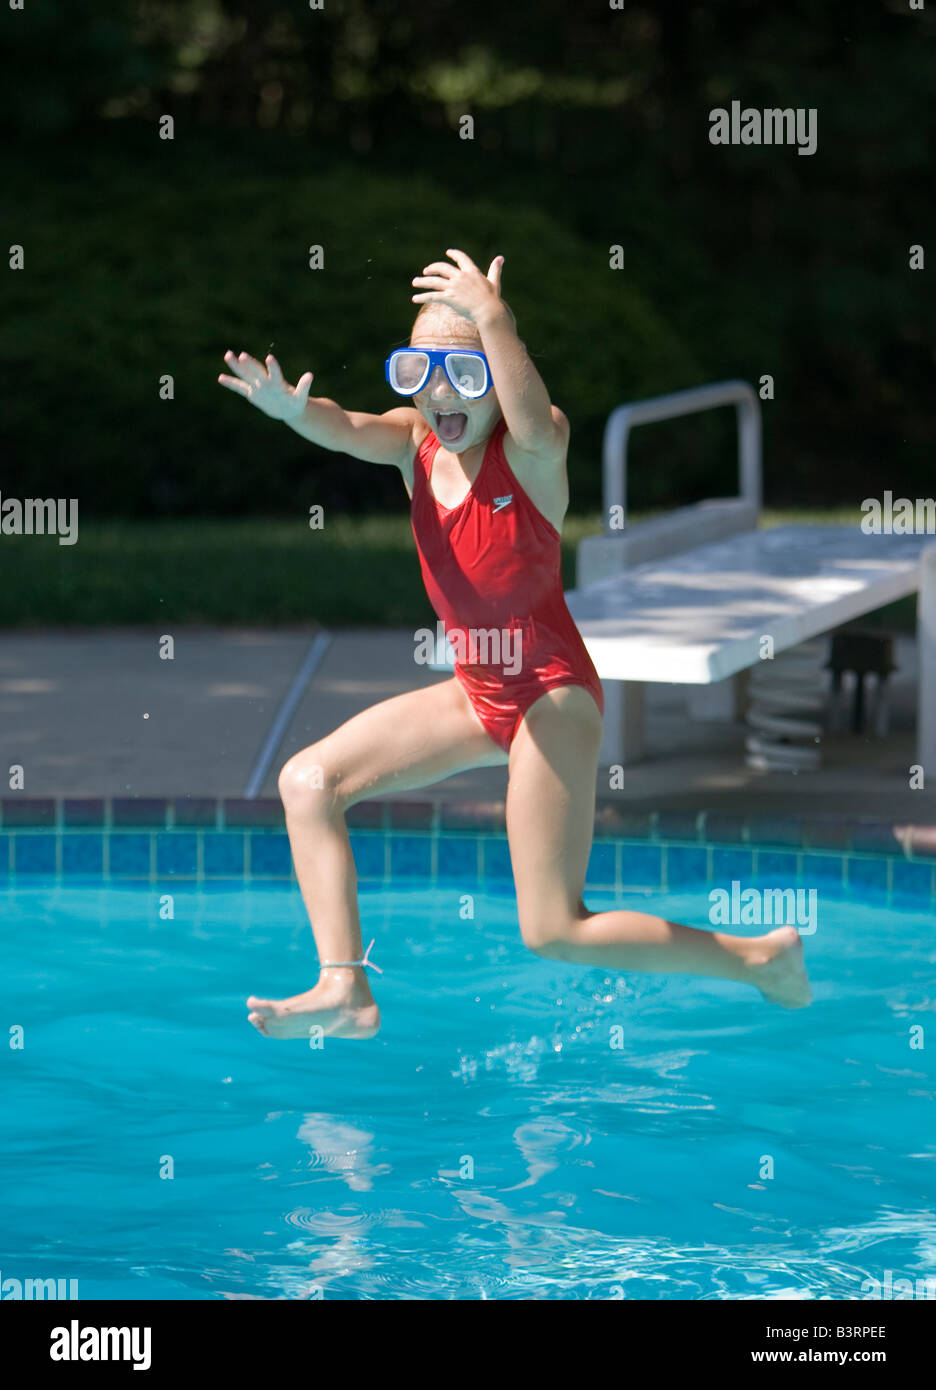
[686,671,748,722]
[599,679,646,768]
[598,674,748,768]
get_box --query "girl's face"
[408,324,502,454]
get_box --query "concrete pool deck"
[0,626,932,826]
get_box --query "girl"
[218,249,811,1038]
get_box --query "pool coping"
[1,795,934,858]
[2,797,934,900]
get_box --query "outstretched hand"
[218,351,313,421]
[411,249,505,327]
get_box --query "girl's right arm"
[218,350,416,468]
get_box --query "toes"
[246,996,274,1015]
[247,1011,269,1034]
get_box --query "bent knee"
[278,746,343,814]
[518,908,578,960]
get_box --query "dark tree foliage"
[3,0,933,514]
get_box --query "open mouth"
[434,410,468,444]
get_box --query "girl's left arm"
[412,249,567,463]
[475,297,568,463]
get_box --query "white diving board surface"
[566,525,928,685]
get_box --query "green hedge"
[4,130,701,519]
[0,512,916,630]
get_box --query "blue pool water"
[2,877,935,1300]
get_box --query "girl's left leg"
[505,686,811,1008]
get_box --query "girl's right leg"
[246,677,508,1039]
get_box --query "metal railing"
[601,379,762,532]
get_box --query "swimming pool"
[3,842,935,1301]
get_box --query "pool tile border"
[0,796,929,848]
[0,797,934,901]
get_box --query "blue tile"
[619,843,662,889]
[665,845,708,887]
[588,841,616,887]
[14,834,56,874]
[156,833,197,877]
[846,856,889,895]
[109,833,152,876]
[711,848,754,883]
[249,832,292,876]
[204,832,245,876]
[755,851,799,883]
[892,859,934,902]
[801,852,845,887]
[0,834,10,877]
[390,834,432,878]
[350,833,385,880]
[437,835,479,883]
[482,837,513,882]
[62,834,104,875]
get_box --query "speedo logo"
[492,494,513,513]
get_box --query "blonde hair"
[412,298,517,339]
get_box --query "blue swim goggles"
[385,347,491,399]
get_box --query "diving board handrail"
[601,380,762,533]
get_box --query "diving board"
[566,524,936,766]
[567,379,936,768]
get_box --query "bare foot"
[747,926,812,1008]
[246,972,380,1040]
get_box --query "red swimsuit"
[410,416,604,752]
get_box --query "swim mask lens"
[386,349,490,399]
